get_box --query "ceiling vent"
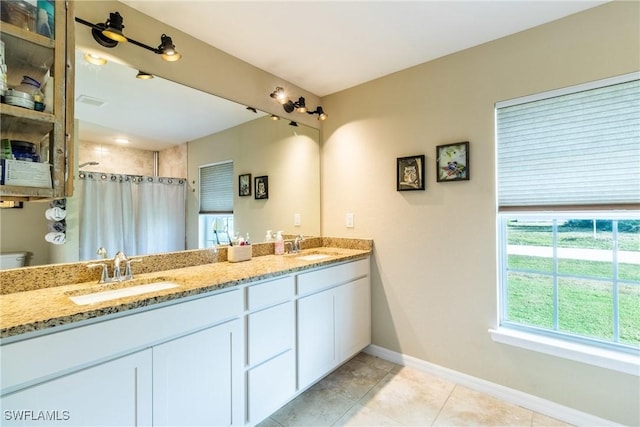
[76,95,106,107]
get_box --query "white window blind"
[497,76,640,210]
[199,161,233,214]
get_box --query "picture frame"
[397,155,425,191]
[239,173,251,196]
[436,141,469,182]
[254,175,269,199]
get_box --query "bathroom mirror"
[0,50,320,267]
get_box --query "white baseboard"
[363,344,621,427]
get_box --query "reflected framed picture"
[436,141,469,182]
[239,173,251,196]
[397,155,425,191]
[255,175,269,199]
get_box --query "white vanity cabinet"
[153,319,242,426]
[296,258,371,390]
[1,349,153,426]
[0,289,243,427]
[244,276,296,425]
[0,254,371,427]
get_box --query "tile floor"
[258,352,572,427]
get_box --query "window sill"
[489,327,639,376]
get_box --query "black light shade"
[295,97,307,113]
[102,12,127,42]
[309,106,328,120]
[91,23,119,48]
[289,121,298,127]
[283,100,296,113]
[158,34,181,61]
[316,107,327,120]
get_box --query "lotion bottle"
[274,231,284,255]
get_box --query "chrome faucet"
[292,235,305,253]
[87,251,141,284]
[112,251,128,281]
[113,251,142,282]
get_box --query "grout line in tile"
[430,382,458,426]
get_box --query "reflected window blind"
[199,161,233,214]
[497,76,640,210]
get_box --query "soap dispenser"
[274,231,284,255]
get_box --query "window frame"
[493,74,640,374]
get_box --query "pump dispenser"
[274,231,284,255]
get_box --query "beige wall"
[0,202,49,266]
[187,116,320,248]
[321,2,639,425]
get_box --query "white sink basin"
[69,281,180,305]
[296,253,333,261]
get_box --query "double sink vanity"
[0,238,372,426]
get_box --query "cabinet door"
[0,350,152,427]
[153,319,242,427]
[246,350,295,425]
[297,289,335,390]
[336,277,371,363]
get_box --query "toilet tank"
[0,252,28,270]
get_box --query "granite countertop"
[0,247,371,339]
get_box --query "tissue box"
[1,159,51,188]
[227,245,252,263]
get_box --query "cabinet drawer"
[297,258,369,296]
[247,350,295,425]
[247,301,294,366]
[246,276,294,311]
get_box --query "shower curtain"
[78,172,186,261]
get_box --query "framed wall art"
[239,173,251,196]
[254,175,269,199]
[436,141,469,182]
[397,154,425,191]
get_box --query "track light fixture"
[269,87,327,120]
[289,121,298,127]
[308,106,328,121]
[158,34,181,61]
[101,12,126,42]
[136,71,154,80]
[75,13,182,62]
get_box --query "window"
[495,74,640,357]
[199,161,234,248]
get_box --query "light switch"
[294,213,301,226]
[346,213,354,228]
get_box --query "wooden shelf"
[0,21,55,48]
[0,1,72,201]
[0,184,54,200]
[0,23,54,85]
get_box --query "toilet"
[0,252,28,270]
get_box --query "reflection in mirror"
[0,50,320,268]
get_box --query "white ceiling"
[76,0,608,151]
[121,0,608,97]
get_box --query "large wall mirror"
[0,6,320,268]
